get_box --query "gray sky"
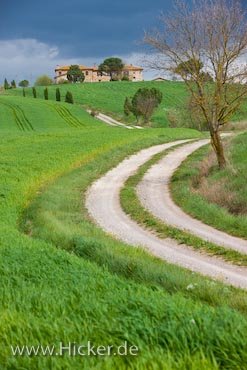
[0,0,176,83]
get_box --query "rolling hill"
[6,81,188,127]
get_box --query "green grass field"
[0,95,101,131]
[0,92,247,369]
[4,81,190,127]
[171,133,247,239]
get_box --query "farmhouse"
[54,64,143,83]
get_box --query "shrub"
[90,109,98,117]
[167,108,182,128]
[122,75,129,81]
[111,76,120,81]
[35,75,53,86]
[58,79,68,84]
[65,91,74,104]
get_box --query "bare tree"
[144,0,247,168]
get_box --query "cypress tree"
[65,91,74,104]
[4,78,9,90]
[56,88,61,102]
[44,88,48,100]
[32,87,37,98]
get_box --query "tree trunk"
[210,130,226,169]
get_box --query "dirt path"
[87,109,143,129]
[86,139,247,289]
[137,140,247,255]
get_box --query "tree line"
[21,86,74,104]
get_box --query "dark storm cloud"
[0,0,173,57]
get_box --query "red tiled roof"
[55,65,94,71]
[55,64,143,72]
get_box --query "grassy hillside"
[0,95,247,369]
[6,81,247,127]
[5,81,188,127]
[0,95,101,132]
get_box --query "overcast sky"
[1,0,246,84]
[0,0,176,83]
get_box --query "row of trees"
[3,75,54,90]
[4,78,30,89]
[22,86,74,104]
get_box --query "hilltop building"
[54,64,143,83]
[152,77,167,82]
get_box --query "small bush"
[167,108,182,128]
[90,109,98,117]
[111,76,120,82]
[35,75,53,86]
[58,78,69,85]
[122,75,129,81]
[65,91,74,104]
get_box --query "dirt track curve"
[137,140,247,255]
[86,138,247,289]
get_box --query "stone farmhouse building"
[54,64,143,83]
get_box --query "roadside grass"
[120,145,247,266]
[20,135,247,319]
[171,132,247,239]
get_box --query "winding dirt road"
[86,139,247,289]
[137,140,247,255]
